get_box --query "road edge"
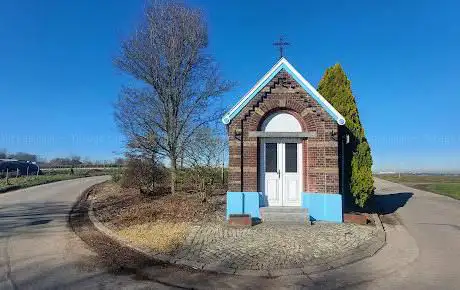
[0,174,112,195]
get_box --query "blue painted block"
[226,192,243,219]
[226,192,262,219]
[302,192,343,223]
[243,192,262,219]
[302,193,323,221]
[325,194,343,223]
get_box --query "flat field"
[375,174,460,200]
[0,168,119,193]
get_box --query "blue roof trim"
[222,58,346,126]
[222,65,284,124]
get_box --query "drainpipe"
[240,119,244,192]
[341,135,345,196]
[323,122,327,192]
[341,133,349,204]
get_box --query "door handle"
[277,169,280,178]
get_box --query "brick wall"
[227,69,340,194]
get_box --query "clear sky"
[1,0,459,172]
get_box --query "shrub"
[111,170,122,183]
[121,158,168,195]
[176,166,226,201]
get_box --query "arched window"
[261,112,302,132]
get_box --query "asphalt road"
[355,178,460,290]
[0,176,169,290]
[0,176,459,289]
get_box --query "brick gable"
[227,69,340,193]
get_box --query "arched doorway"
[259,112,303,207]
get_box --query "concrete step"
[260,206,308,214]
[260,206,310,224]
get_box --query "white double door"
[261,139,302,207]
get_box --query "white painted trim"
[282,60,346,125]
[225,58,285,122]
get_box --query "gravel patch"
[173,222,378,270]
[88,182,382,274]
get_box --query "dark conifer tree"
[318,64,374,207]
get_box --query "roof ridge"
[222,58,346,126]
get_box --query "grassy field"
[375,174,460,200]
[0,168,119,193]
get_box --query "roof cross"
[273,36,290,58]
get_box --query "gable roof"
[221,57,346,125]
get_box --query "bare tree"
[184,127,226,168]
[114,157,125,166]
[114,1,231,194]
[182,127,227,201]
[70,155,82,166]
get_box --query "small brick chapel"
[222,57,346,223]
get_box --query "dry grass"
[92,181,225,229]
[117,221,190,253]
[90,182,225,253]
[90,181,225,252]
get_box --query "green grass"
[0,168,119,193]
[412,183,460,200]
[375,174,460,200]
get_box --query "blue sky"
[0,1,459,172]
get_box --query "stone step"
[260,207,310,224]
[260,206,308,214]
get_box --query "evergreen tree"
[318,64,374,207]
[350,141,374,207]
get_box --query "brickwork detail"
[227,69,340,194]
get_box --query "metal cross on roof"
[273,36,290,58]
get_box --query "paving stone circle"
[173,222,379,271]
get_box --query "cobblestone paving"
[173,223,379,270]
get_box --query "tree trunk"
[150,157,156,190]
[170,157,177,194]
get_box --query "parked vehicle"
[0,159,41,177]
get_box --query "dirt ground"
[89,181,226,253]
[91,181,226,229]
[68,185,166,275]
